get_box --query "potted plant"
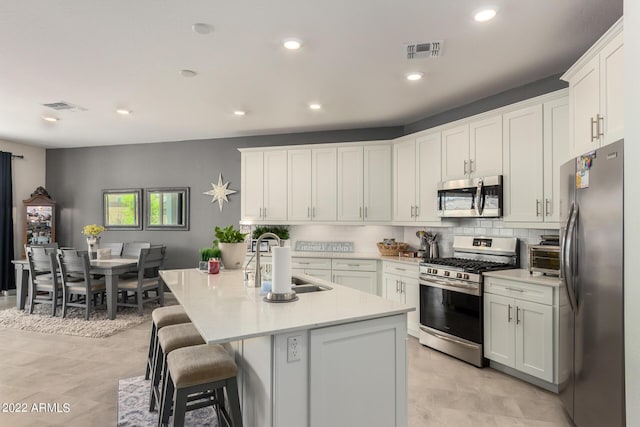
[199,247,222,270]
[214,225,248,270]
[251,225,290,247]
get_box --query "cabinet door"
[484,293,515,367]
[543,97,569,222]
[402,277,420,338]
[392,139,416,222]
[337,146,364,221]
[383,274,403,302]
[363,145,391,221]
[303,269,332,282]
[263,150,288,221]
[502,105,543,222]
[469,115,503,178]
[312,148,337,221]
[415,132,441,222]
[241,151,264,221]
[441,124,469,181]
[515,299,553,382]
[333,270,377,295]
[599,31,624,146]
[288,150,312,221]
[568,55,600,158]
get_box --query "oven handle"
[419,277,480,296]
[420,327,478,349]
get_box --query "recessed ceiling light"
[234,110,246,116]
[192,23,212,34]
[180,69,198,78]
[116,109,131,115]
[474,8,497,22]
[309,103,322,110]
[42,116,59,122]
[406,72,424,81]
[283,39,302,50]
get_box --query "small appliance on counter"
[416,231,438,259]
[529,244,560,276]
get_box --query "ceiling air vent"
[406,41,443,60]
[42,101,87,112]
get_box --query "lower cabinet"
[382,261,420,337]
[292,257,332,282]
[331,259,378,295]
[484,277,555,383]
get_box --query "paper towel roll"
[271,246,292,294]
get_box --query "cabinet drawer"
[383,261,419,278]
[331,258,377,272]
[484,277,553,305]
[291,257,332,270]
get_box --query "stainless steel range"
[419,235,519,367]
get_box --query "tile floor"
[0,295,571,426]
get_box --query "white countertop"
[160,268,414,344]
[483,269,562,287]
[249,251,424,265]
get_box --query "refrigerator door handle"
[562,202,579,312]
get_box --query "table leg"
[105,272,119,320]
[15,265,29,310]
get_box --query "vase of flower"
[82,224,106,260]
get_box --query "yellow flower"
[82,224,106,237]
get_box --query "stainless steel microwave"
[437,175,503,218]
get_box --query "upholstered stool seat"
[149,323,205,411]
[145,306,191,380]
[159,344,242,427]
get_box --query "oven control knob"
[432,269,438,274]
[444,271,450,277]
[463,274,469,280]
[456,273,462,279]
[427,268,432,274]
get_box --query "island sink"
[291,276,332,293]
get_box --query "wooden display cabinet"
[22,188,56,256]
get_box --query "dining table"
[12,256,139,320]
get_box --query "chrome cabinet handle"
[307,207,311,218]
[536,199,541,216]
[545,199,551,216]
[590,117,598,142]
[469,159,474,173]
[410,206,415,217]
[597,114,604,137]
[508,304,512,322]
[395,280,399,293]
[516,307,521,324]
[263,207,267,218]
[313,207,316,218]
[364,206,368,218]
[402,281,406,293]
[359,207,362,218]
[505,287,524,293]
[259,208,262,218]
[463,160,468,174]
[415,206,420,217]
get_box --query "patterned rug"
[0,295,177,338]
[118,376,218,426]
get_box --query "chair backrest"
[26,246,57,281]
[137,246,166,279]
[56,249,91,285]
[122,242,151,258]
[101,242,124,256]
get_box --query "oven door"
[419,278,482,344]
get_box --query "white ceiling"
[0,1,622,149]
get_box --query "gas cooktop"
[421,257,516,274]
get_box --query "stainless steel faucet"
[254,233,281,288]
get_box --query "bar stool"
[149,322,205,412]
[159,344,242,427]
[146,306,191,380]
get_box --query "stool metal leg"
[172,388,188,427]
[145,322,157,380]
[226,378,243,427]
[158,370,174,427]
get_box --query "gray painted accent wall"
[45,127,401,268]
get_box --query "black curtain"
[0,152,15,291]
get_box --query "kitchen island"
[160,268,413,427]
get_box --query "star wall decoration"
[204,174,237,212]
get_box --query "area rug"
[118,376,218,427]
[0,296,177,338]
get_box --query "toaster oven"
[528,245,560,276]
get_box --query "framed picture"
[102,188,142,230]
[145,187,190,230]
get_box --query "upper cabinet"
[241,150,287,222]
[393,132,441,223]
[337,143,391,222]
[288,148,337,221]
[441,114,502,181]
[562,18,623,158]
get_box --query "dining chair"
[117,245,166,315]
[100,242,124,256]
[122,241,151,258]
[25,246,62,316]
[56,249,106,320]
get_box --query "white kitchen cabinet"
[393,132,441,223]
[441,115,502,181]
[337,144,391,222]
[331,258,378,295]
[288,148,337,221]
[562,19,623,158]
[382,261,420,337]
[292,257,333,282]
[241,150,287,222]
[484,277,555,383]
[502,95,568,225]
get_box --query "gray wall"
[45,127,401,268]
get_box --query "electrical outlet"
[287,335,301,362]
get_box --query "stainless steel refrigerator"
[559,139,625,427]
